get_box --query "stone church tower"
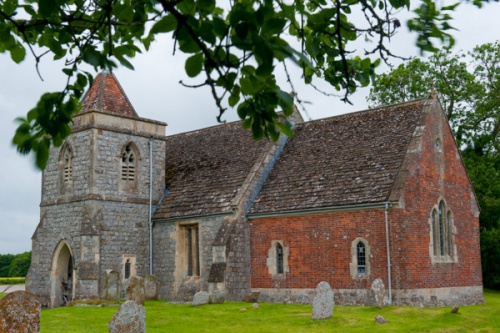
[26,72,166,307]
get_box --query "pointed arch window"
[276,243,284,274]
[430,199,455,261]
[63,147,73,183]
[121,143,136,181]
[350,238,370,279]
[357,241,366,275]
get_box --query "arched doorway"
[50,240,75,308]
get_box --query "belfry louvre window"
[276,243,284,274]
[357,241,366,275]
[185,225,200,276]
[63,147,73,183]
[431,200,453,257]
[121,144,136,181]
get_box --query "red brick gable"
[80,72,138,118]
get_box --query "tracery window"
[121,143,136,181]
[430,199,455,261]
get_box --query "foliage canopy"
[0,0,496,168]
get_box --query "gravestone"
[126,276,145,306]
[312,281,334,320]
[109,301,145,333]
[144,276,158,300]
[371,278,388,308]
[451,306,459,314]
[192,291,210,306]
[103,271,120,300]
[0,291,41,333]
[209,289,225,304]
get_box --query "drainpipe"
[384,201,393,305]
[149,137,154,276]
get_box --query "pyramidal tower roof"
[80,71,138,118]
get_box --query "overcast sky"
[1,2,500,255]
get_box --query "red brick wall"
[250,209,390,289]
[250,102,482,292]
[390,102,482,290]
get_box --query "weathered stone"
[144,276,158,300]
[209,289,225,304]
[109,300,145,333]
[375,315,388,324]
[451,306,459,314]
[179,276,201,301]
[371,278,388,308]
[0,291,41,333]
[252,303,259,308]
[102,271,120,300]
[192,291,210,306]
[126,276,145,306]
[243,291,260,303]
[312,281,334,320]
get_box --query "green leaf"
[150,15,177,34]
[38,0,58,18]
[229,85,241,107]
[10,44,25,63]
[185,53,204,77]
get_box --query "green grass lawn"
[2,290,499,332]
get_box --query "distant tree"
[8,252,32,278]
[0,254,15,277]
[0,0,494,168]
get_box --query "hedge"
[0,277,25,285]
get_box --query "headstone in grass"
[0,291,41,333]
[375,315,388,324]
[209,289,225,304]
[312,281,334,320]
[109,300,145,333]
[144,276,158,300]
[451,306,459,314]
[192,291,210,306]
[103,271,120,300]
[126,276,145,306]
[371,278,388,308]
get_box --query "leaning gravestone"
[312,281,334,320]
[0,291,41,333]
[371,278,387,308]
[126,276,146,306]
[109,300,145,333]
[375,315,388,324]
[192,291,210,306]
[144,275,158,300]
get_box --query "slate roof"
[80,71,138,118]
[249,98,428,214]
[153,121,272,220]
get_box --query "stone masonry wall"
[152,215,224,300]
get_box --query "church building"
[26,72,484,308]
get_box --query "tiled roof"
[153,121,272,220]
[80,72,138,118]
[249,98,428,214]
